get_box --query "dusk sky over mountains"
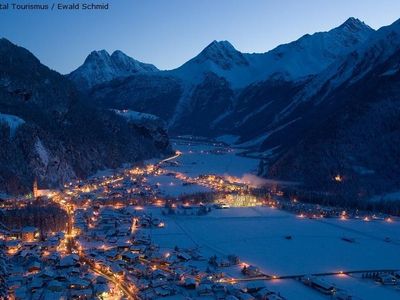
[1,0,400,73]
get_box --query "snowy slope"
[297,18,400,103]
[113,109,159,122]
[0,113,25,137]
[87,17,376,137]
[68,50,158,90]
[166,18,374,89]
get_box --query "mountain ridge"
[68,49,158,90]
[0,38,171,195]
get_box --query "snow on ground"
[215,134,240,145]
[113,109,159,122]
[235,133,270,148]
[147,175,210,197]
[89,168,116,179]
[149,206,400,274]
[370,191,400,202]
[169,141,259,177]
[34,139,49,166]
[144,206,400,299]
[263,279,326,300]
[0,113,25,137]
[0,193,11,199]
[326,274,400,300]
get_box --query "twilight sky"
[1,0,399,74]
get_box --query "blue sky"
[1,0,399,73]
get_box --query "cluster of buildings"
[263,197,395,223]
[0,226,119,299]
[67,202,293,300]
[1,142,399,300]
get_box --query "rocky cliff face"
[0,38,172,195]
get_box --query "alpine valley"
[2,17,400,211]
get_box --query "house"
[266,294,286,300]
[183,277,196,289]
[176,252,191,261]
[237,292,255,300]
[70,288,93,298]
[27,261,41,273]
[197,283,213,296]
[376,273,397,285]
[110,263,124,276]
[302,276,336,295]
[246,281,267,293]
[47,280,64,292]
[21,226,39,242]
[29,276,44,291]
[69,277,91,290]
[242,265,262,277]
[94,283,111,297]
[5,240,21,254]
[59,254,79,268]
[154,287,173,297]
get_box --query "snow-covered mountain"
[88,17,375,133]
[3,16,400,206]
[249,17,374,82]
[68,50,158,90]
[83,16,400,205]
[255,17,400,206]
[166,17,374,89]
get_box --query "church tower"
[33,178,38,199]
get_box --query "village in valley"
[1,138,400,300]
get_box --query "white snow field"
[169,140,259,178]
[147,174,211,197]
[145,206,400,300]
[140,139,400,299]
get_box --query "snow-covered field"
[144,206,400,300]
[149,139,259,196]
[147,174,211,197]
[150,207,400,274]
[168,140,259,178]
[136,138,400,299]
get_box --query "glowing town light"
[334,175,343,182]
[154,199,164,207]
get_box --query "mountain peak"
[205,40,236,51]
[69,49,158,90]
[111,50,128,58]
[193,40,248,70]
[84,50,110,63]
[337,17,372,33]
